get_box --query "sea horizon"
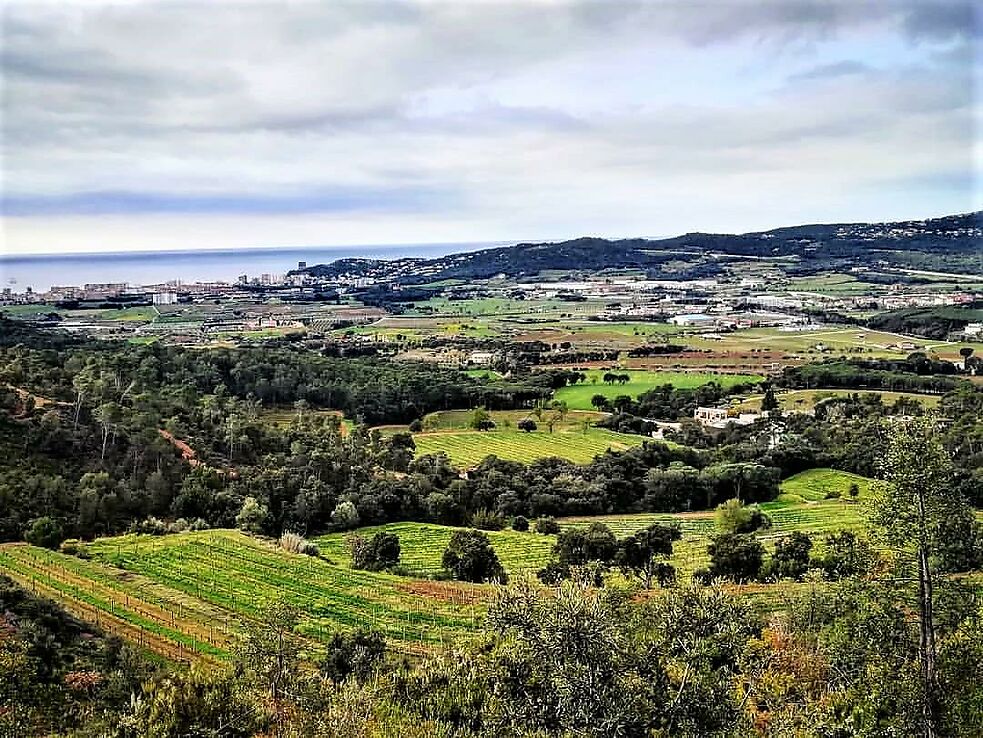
[0,241,510,294]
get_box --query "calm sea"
[0,242,506,293]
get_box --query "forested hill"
[296,211,982,282]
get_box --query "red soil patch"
[158,429,201,466]
[396,580,487,605]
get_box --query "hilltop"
[294,211,982,284]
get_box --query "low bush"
[470,508,506,531]
[280,532,320,557]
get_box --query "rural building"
[694,407,729,424]
[468,351,496,365]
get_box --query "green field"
[413,427,646,467]
[776,467,877,503]
[412,408,607,432]
[553,370,764,410]
[317,522,555,578]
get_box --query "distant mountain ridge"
[294,211,982,283]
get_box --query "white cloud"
[1,0,978,253]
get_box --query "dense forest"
[2,320,981,546]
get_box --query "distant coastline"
[0,242,507,293]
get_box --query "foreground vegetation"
[1,319,981,736]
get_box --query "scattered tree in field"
[408,418,423,432]
[512,515,529,532]
[279,531,319,556]
[761,386,779,412]
[442,529,507,583]
[517,417,537,432]
[236,496,269,534]
[331,500,360,530]
[707,532,764,582]
[348,531,400,571]
[613,395,634,413]
[714,498,771,534]
[553,522,618,567]
[762,532,812,581]
[24,516,64,550]
[848,482,860,500]
[469,407,495,431]
[534,516,560,535]
[616,523,682,588]
[320,628,386,683]
[590,394,610,411]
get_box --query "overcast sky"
[1,0,980,254]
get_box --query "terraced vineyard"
[83,530,482,654]
[0,543,236,663]
[776,467,877,503]
[413,427,645,467]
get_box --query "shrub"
[321,628,387,683]
[517,418,537,432]
[534,516,560,535]
[59,538,87,557]
[470,508,505,531]
[236,496,270,534]
[442,529,507,583]
[812,530,874,580]
[349,531,400,571]
[708,532,764,583]
[331,500,360,530]
[536,560,570,585]
[714,499,771,534]
[761,532,812,581]
[24,517,64,550]
[134,516,169,535]
[512,515,530,532]
[280,532,320,557]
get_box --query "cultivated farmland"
[412,427,645,467]
[736,388,943,414]
[82,530,481,653]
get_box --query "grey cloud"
[903,1,980,42]
[787,60,871,83]
[0,0,975,233]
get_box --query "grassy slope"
[553,370,763,410]
[317,522,555,577]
